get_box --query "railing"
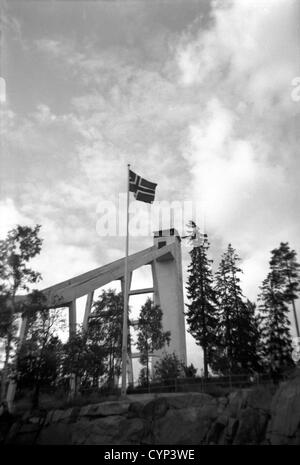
[126,372,272,395]
[11,372,273,412]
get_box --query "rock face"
[266,371,300,445]
[3,369,300,445]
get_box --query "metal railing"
[11,372,273,411]
[126,372,272,395]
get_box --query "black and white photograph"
[0,0,300,449]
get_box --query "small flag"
[129,170,157,204]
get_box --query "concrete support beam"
[151,261,161,308]
[68,300,77,398]
[19,315,29,342]
[131,352,159,359]
[128,287,154,296]
[131,352,142,359]
[120,272,132,297]
[152,232,187,366]
[6,314,29,412]
[127,353,134,386]
[9,243,176,312]
[82,291,94,331]
[68,300,77,338]
[120,273,133,388]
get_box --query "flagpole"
[121,163,130,397]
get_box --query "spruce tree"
[185,223,219,378]
[235,300,261,373]
[213,244,260,374]
[153,353,182,386]
[258,245,296,379]
[269,242,300,337]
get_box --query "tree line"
[185,221,300,381]
[1,222,299,408]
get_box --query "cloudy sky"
[1,0,300,370]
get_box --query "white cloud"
[35,39,62,56]
[0,198,33,239]
[2,0,300,362]
[177,0,300,307]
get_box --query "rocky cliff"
[2,369,300,445]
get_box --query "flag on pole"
[121,165,157,397]
[129,170,157,203]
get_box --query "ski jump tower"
[6,228,187,404]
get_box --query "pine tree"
[185,224,219,378]
[213,244,260,374]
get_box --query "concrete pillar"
[151,261,161,307]
[120,273,133,387]
[127,353,134,386]
[83,291,94,331]
[68,301,77,397]
[120,272,132,298]
[6,315,28,412]
[68,300,77,338]
[152,229,187,365]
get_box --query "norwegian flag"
[129,170,157,204]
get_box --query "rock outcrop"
[2,369,300,445]
[266,370,300,445]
